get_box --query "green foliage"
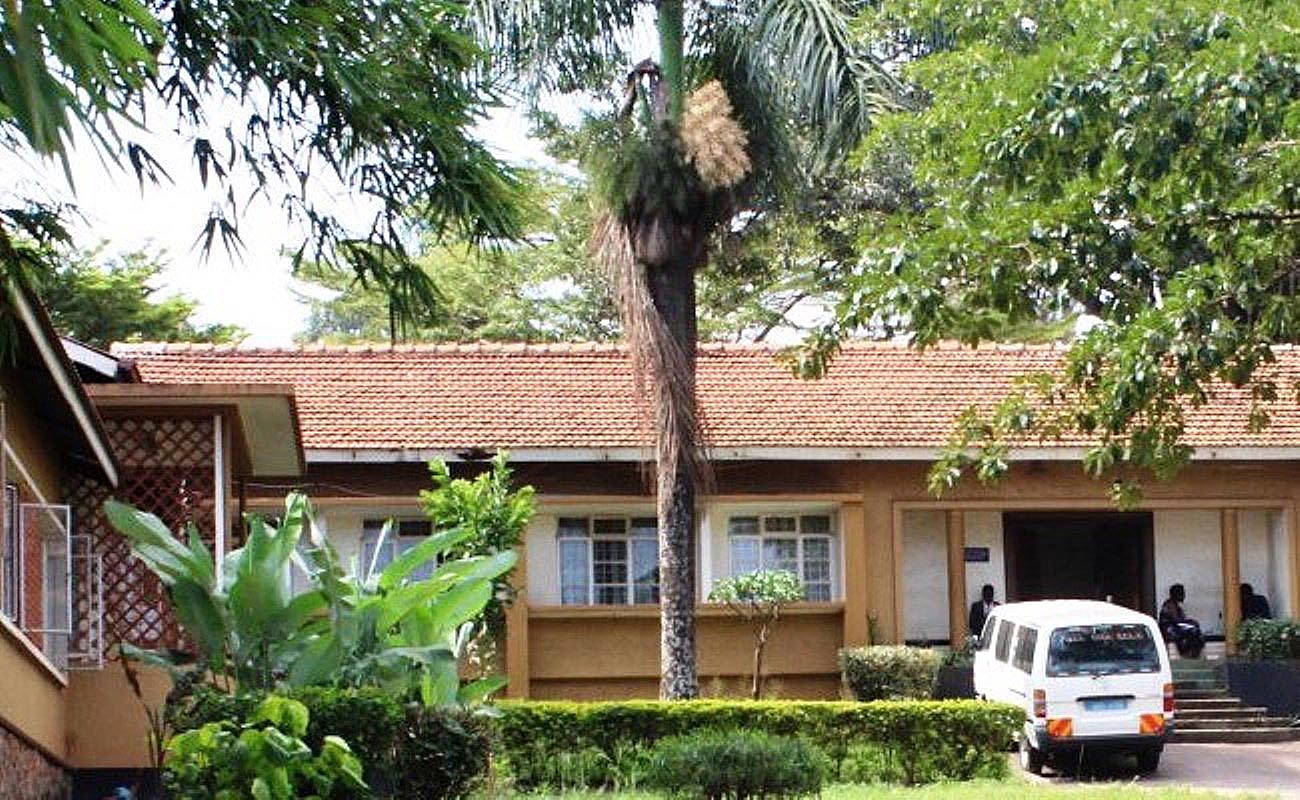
[39,244,244,346]
[106,490,515,704]
[808,0,1300,495]
[2,0,522,343]
[1234,618,1300,660]
[839,742,1007,785]
[650,729,825,800]
[169,684,492,800]
[839,646,942,701]
[493,699,1023,788]
[709,569,805,607]
[163,695,367,800]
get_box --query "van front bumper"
[1028,723,1170,754]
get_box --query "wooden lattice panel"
[69,415,217,661]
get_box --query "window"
[558,516,658,605]
[975,614,997,651]
[1047,624,1160,677]
[360,518,437,581]
[1011,627,1038,673]
[994,620,1015,663]
[727,514,835,601]
[1,484,18,621]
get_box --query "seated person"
[1240,583,1273,620]
[1159,583,1205,658]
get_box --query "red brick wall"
[0,724,69,800]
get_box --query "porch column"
[946,511,967,648]
[842,501,869,648]
[1220,508,1241,656]
[505,539,530,698]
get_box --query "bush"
[840,645,942,700]
[650,730,825,799]
[169,684,491,799]
[494,699,1021,787]
[1235,618,1300,660]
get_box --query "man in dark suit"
[969,584,999,637]
[1241,583,1273,620]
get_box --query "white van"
[972,600,1174,775]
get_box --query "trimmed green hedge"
[495,699,1022,787]
[1235,618,1300,660]
[840,645,942,700]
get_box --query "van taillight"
[1163,682,1175,714]
[1033,689,1047,719]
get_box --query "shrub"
[394,705,492,800]
[650,730,824,799]
[840,645,942,700]
[169,684,491,799]
[494,699,1021,787]
[1235,618,1300,660]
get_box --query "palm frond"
[467,0,642,99]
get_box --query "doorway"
[1003,511,1155,614]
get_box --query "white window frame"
[360,517,436,581]
[558,516,659,606]
[1,483,20,623]
[21,502,73,668]
[726,513,838,602]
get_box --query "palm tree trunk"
[647,239,702,699]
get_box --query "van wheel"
[1018,734,1045,775]
[1135,749,1161,775]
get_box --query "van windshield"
[1047,623,1160,677]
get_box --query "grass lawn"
[504,779,1276,799]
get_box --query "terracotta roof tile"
[110,341,1300,453]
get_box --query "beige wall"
[0,616,67,763]
[65,665,171,769]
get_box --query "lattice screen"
[68,415,216,663]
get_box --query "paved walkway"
[1029,743,1300,797]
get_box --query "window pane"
[764,516,797,533]
[592,540,628,585]
[730,536,760,574]
[557,517,589,538]
[630,517,657,537]
[728,516,760,536]
[1,484,17,620]
[800,515,832,534]
[762,538,798,574]
[632,538,659,604]
[593,518,628,536]
[397,519,432,538]
[560,540,589,604]
[398,537,436,581]
[594,585,628,604]
[802,537,831,584]
[805,583,831,602]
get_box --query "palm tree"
[474,0,899,698]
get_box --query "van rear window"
[1047,624,1159,677]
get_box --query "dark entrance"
[1003,511,1155,614]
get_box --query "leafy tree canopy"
[805,0,1300,502]
[41,245,244,347]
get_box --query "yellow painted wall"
[64,665,171,769]
[1,367,65,502]
[0,617,67,763]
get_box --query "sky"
[4,101,561,345]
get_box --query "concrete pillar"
[505,540,530,698]
[1221,508,1241,655]
[841,501,868,648]
[946,510,967,649]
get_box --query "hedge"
[167,684,489,799]
[494,699,1022,786]
[839,645,942,700]
[1235,618,1300,660]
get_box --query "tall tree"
[475,0,898,697]
[1,0,521,332]
[805,0,1300,503]
[42,245,244,347]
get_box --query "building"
[3,315,1299,796]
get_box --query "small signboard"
[964,546,990,563]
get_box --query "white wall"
[901,510,948,642]
[1269,511,1293,618]
[1240,509,1290,618]
[1153,510,1223,635]
[964,511,1006,606]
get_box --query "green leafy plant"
[839,646,942,701]
[1235,618,1300,660]
[650,729,825,799]
[494,699,1022,788]
[392,704,493,800]
[105,490,516,705]
[708,570,806,699]
[163,695,366,800]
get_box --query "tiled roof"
[110,341,1300,453]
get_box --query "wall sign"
[964,546,990,563]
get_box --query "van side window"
[994,620,1015,663]
[975,615,997,651]
[1011,627,1038,673]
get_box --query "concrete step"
[1171,727,1300,744]
[1171,667,1221,680]
[1174,679,1227,692]
[1175,707,1271,721]
[1175,688,1232,700]
[1174,717,1291,730]
[1175,697,1243,710]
